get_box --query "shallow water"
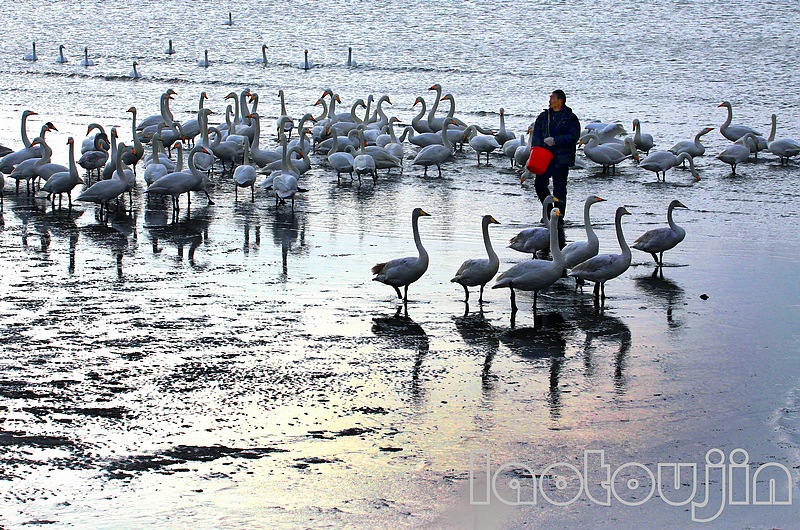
[1,1,799,528]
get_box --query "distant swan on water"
[23,42,37,61]
[56,44,68,63]
[129,61,142,79]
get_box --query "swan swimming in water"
[766,113,800,165]
[346,47,357,67]
[56,44,68,63]
[129,61,142,78]
[165,39,176,55]
[632,200,688,267]
[23,42,37,61]
[198,49,210,67]
[632,119,654,154]
[669,127,714,158]
[372,208,431,303]
[301,49,311,70]
[80,47,95,67]
[451,214,501,303]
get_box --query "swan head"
[413,96,424,107]
[671,200,689,210]
[166,88,177,97]
[413,207,431,219]
[46,122,58,132]
[127,106,136,114]
[500,108,505,115]
[718,101,731,109]
[485,215,501,225]
[428,83,441,91]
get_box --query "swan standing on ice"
[569,206,632,306]
[372,208,431,303]
[493,208,565,315]
[632,200,689,267]
[508,195,557,258]
[451,214,501,303]
[42,137,83,211]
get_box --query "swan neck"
[412,213,428,262]
[615,210,630,256]
[482,219,498,265]
[584,201,597,242]
[21,113,32,148]
[768,115,777,143]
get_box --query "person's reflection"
[372,305,429,407]
[634,270,685,329]
[499,312,568,418]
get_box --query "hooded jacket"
[532,104,581,168]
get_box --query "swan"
[632,199,688,267]
[353,130,377,183]
[233,138,258,201]
[582,122,626,144]
[371,208,431,302]
[122,106,145,174]
[380,117,404,160]
[401,126,443,148]
[514,127,534,170]
[41,137,83,210]
[509,195,557,257]
[464,125,501,166]
[101,128,120,180]
[77,143,131,221]
[256,44,268,65]
[78,131,109,180]
[492,208,565,314]
[144,145,211,211]
[427,84,466,132]
[412,118,458,177]
[503,130,526,168]
[9,133,56,194]
[80,47,95,67]
[639,151,700,181]
[346,47,357,67]
[81,123,107,154]
[129,61,142,78]
[580,134,639,173]
[300,49,311,70]
[224,12,233,25]
[208,126,242,172]
[137,89,177,132]
[562,195,606,269]
[411,96,433,133]
[669,127,714,158]
[569,206,632,305]
[23,42,37,61]
[277,89,295,138]
[716,132,758,175]
[327,131,355,181]
[632,119,654,154]
[32,137,69,183]
[246,113,281,167]
[0,110,46,174]
[165,39,176,55]
[451,214,501,303]
[56,44,68,63]
[766,113,800,165]
[718,101,763,142]
[494,108,515,146]
[198,49,210,67]
[143,134,169,186]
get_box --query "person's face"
[549,93,564,110]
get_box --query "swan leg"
[392,285,402,299]
[403,285,409,303]
[437,164,442,178]
[478,284,485,304]
[462,284,470,303]
[650,252,659,265]
[251,185,255,202]
[533,291,538,316]
[509,284,517,313]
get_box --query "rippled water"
[1,1,799,528]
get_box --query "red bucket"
[526,146,554,175]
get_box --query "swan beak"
[676,201,689,208]
[489,216,500,224]
[596,196,605,202]
[419,209,431,217]
[694,174,701,182]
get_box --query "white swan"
[464,125,500,166]
[494,108,515,146]
[32,137,69,183]
[165,39,176,55]
[508,195,556,257]
[632,200,688,267]
[143,134,169,186]
[718,101,763,142]
[581,133,639,173]
[372,208,431,302]
[562,195,606,269]
[23,42,37,61]
[224,12,233,26]
[77,143,131,221]
[353,130,377,183]
[716,132,758,175]
[56,44,68,63]
[401,126,443,148]
[144,145,211,211]
[80,47,95,67]
[300,49,311,70]
[346,47,357,67]
[411,96,433,133]
[198,49,210,68]
[569,206,632,305]
[766,113,800,165]
[233,138,258,201]
[78,131,109,180]
[327,129,355,181]
[492,208,565,314]
[129,61,142,78]
[632,119,654,154]
[451,214,501,303]
[669,127,714,158]
[256,44,268,66]
[412,118,457,177]
[639,151,700,181]
[0,110,44,174]
[41,137,83,210]
[514,127,534,170]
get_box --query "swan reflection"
[634,270,685,328]
[454,303,501,394]
[80,211,138,278]
[271,209,307,279]
[572,303,632,395]
[372,305,429,407]
[145,206,211,266]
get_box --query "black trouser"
[534,163,568,220]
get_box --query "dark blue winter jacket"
[532,104,581,168]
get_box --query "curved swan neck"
[721,102,732,129]
[768,114,777,143]
[550,210,565,266]
[615,208,630,255]
[541,196,554,229]
[412,211,428,262]
[482,217,498,265]
[428,85,442,122]
[21,111,33,148]
[67,139,77,177]
[584,199,598,243]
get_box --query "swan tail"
[371,262,387,275]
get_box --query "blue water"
[1,1,799,528]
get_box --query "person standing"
[531,89,581,247]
